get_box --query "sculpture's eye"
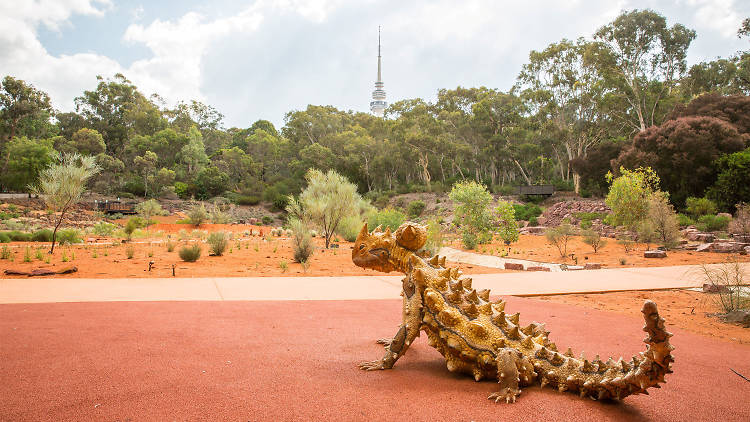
[359,244,365,251]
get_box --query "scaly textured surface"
[352,222,675,403]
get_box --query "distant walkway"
[439,246,562,271]
[3,262,748,304]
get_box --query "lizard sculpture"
[352,222,674,403]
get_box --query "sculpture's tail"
[584,300,674,400]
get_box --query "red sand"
[1,297,748,421]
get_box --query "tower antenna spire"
[370,26,387,117]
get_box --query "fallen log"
[4,266,78,276]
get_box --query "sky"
[1,0,748,129]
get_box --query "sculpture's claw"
[375,338,392,347]
[488,388,520,404]
[359,360,386,371]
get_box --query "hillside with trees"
[1,10,749,212]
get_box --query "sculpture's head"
[352,222,427,273]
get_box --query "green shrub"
[0,245,10,258]
[407,200,426,218]
[512,203,542,222]
[580,219,592,230]
[545,223,576,258]
[420,218,444,256]
[450,181,494,245]
[685,197,717,218]
[676,213,694,227]
[696,214,731,232]
[492,185,516,195]
[528,216,538,226]
[23,246,32,262]
[174,182,190,199]
[5,231,31,241]
[581,229,607,253]
[179,244,202,262]
[605,167,659,229]
[187,204,208,226]
[236,195,260,205]
[92,222,117,236]
[0,232,10,243]
[261,215,273,226]
[207,231,228,256]
[462,231,478,250]
[368,208,406,232]
[336,215,363,242]
[126,246,135,259]
[648,192,681,249]
[124,218,140,241]
[495,200,519,244]
[290,219,315,263]
[30,229,52,242]
[166,241,175,252]
[729,204,750,236]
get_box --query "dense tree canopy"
[1,8,749,212]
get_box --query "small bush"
[528,216,539,226]
[617,235,636,252]
[5,231,31,241]
[685,197,717,218]
[92,222,117,236]
[57,229,82,245]
[619,257,627,265]
[581,229,607,253]
[407,200,426,218]
[290,219,315,263]
[179,244,202,262]
[207,231,229,256]
[697,259,748,313]
[124,218,140,241]
[126,246,135,259]
[512,203,542,222]
[336,215,363,242]
[188,204,208,226]
[545,223,576,258]
[462,231,478,250]
[35,248,43,260]
[237,195,261,205]
[30,229,52,242]
[696,214,730,232]
[166,241,175,252]
[23,246,32,262]
[676,213,694,227]
[495,200,519,244]
[648,192,680,249]
[368,208,406,232]
[0,232,10,243]
[261,215,273,226]
[420,219,444,256]
[0,245,10,259]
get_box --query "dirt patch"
[0,224,506,278]
[536,289,750,344]
[451,234,750,268]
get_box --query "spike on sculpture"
[353,222,674,403]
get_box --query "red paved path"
[1,297,749,421]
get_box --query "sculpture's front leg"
[360,275,423,370]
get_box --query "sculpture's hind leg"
[488,348,521,404]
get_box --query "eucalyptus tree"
[517,38,610,192]
[592,9,696,132]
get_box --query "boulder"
[709,242,744,253]
[745,246,750,254]
[520,226,546,235]
[504,263,524,271]
[526,266,550,272]
[644,250,667,258]
[687,232,714,243]
[723,310,750,328]
[702,283,729,293]
[695,243,712,252]
[584,263,602,270]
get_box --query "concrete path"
[3,262,746,304]
[439,246,562,271]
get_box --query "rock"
[526,266,550,272]
[695,243,712,252]
[745,246,750,254]
[520,226,546,235]
[504,263,524,271]
[702,283,729,293]
[535,217,547,225]
[709,242,744,253]
[584,263,602,270]
[644,250,667,258]
[687,232,714,242]
[732,234,750,243]
[723,310,750,327]
[684,243,700,251]
[564,265,585,271]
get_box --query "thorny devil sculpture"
[352,222,674,403]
